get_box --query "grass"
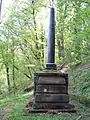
[0,92,90,120]
[8,101,90,120]
[0,63,90,120]
[69,67,90,108]
[0,92,33,107]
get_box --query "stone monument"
[31,7,75,113]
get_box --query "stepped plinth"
[29,7,75,113]
[31,71,75,113]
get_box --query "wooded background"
[0,0,90,95]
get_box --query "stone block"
[38,76,66,85]
[36,85,67,94]
[35,94,69,103]
[33,102,75,109]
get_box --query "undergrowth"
[0,92,33,107]
[8,98,90,120]
[69,67,90,106]
[0,63,90,120]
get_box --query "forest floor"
[0,93,31,120]
[0,107,12,120]
[0,62,90,120]
[0,93,90,120]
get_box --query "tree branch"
[14,65,31,79]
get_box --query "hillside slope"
[69,62,90,106]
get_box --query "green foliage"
[56,0,90,64]
[0,0,90,96]
[0,95,88,120]
[0,92,33,107]
[0,0,47,94]
[0,85,89,120]
[69,64,90,105]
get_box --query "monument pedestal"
[31,71,76,113]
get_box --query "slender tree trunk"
[41,37,44,67]
[12,56,16,94]
[32,3,38,43]
[57,29,64,60]
[32,2,40,60]
[0,0,2,18]
[6,67,11,91]
[12,39,16,94]
[40,27,44,67]
[56,3,68,62]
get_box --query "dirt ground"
[0,108,12,120]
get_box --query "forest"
[0,0,90,120]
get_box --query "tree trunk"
[40,26,44,67]
[6,67,10,91]
[12,39,16,94]
[57,30,64,60]
[0,0,2,18]
[32,3,40,60]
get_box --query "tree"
[0,0,47,94]
[0,0,2,18]
[56,0,90,65]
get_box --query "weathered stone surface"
[34,72,68,78]
[30,108,76,113]
[32,72,75,113]
[35,94,69,103]
[38,77,66,85]
[33,102,74,109]
[36,85,67,94]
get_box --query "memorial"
[31,7,75,113]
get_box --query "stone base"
[46,63,57,70]
[30,102,76,113]
[31,71,76,113]
[30,105,76,113]
[33,103,74,109]
[35,94,69,103]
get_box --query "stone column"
[46,8,56,70]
